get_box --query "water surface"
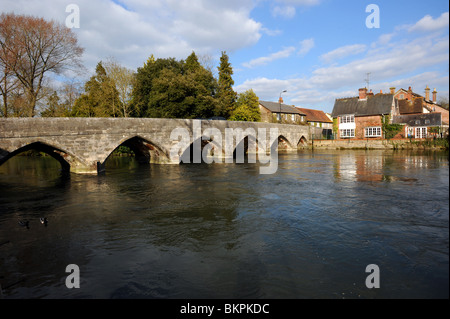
[0,150,448,298]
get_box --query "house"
[296,107,334,139]
[259,98,306,125]
[296,107,333,129]
[392,113,442,138]
[332,86,448,140]
[392,86,449,138]
[331,88,397,139]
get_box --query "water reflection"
[0,150,448,299]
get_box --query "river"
[0,150,448,299]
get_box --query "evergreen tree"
[72,62,121,117]
[185,51,201,73]
[216,51,237,118]
[132,53,218,119]
[130,56,183,117]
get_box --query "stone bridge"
[0,118,310,174]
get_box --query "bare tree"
[104,58,136,117]
[0,13,84,117]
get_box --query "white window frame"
[415,127,427,139]
[365,126,382,137]
[291,114,295,121]
[340,115,355,124]
[340,129,355,138]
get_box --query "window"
[425,119,430,125]
[285,114,288,120]
[291,114,295,121]
[300,116,305,122]
[365,126,382,137]
[340,129,355,138]
[340,115,355,124]
[399,94,404,99]
[415,127,427,138]
[277,113,281,121]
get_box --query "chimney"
[390,87,395,94]
[407,87,412,100]
[432,88,437,103]
[425,85,430,101]
[278,96,284,104]
[380,90,383,94]
[367,89,374,97]
[359,88,367,100]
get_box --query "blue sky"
[2,0,449,113]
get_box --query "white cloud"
[298,38,315,56]
[275,0,321,6]
[320,44,367,64]
[236,31,449,112]
[409,12,449,33]
[243,47,296,68]
[272,6,296,19]
[1,0,263,72]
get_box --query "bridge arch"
[297,135,308,148]
[102,135,170,166]
[276,135,294,150]
[0,141,79,172]
[179,136,224,164]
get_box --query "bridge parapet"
[0,118,310,174]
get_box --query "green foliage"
[41,91,72,117]
[382,115,403,139]
[71,62,122,117]
[229,89,261,122]
[131,52,218,119]
[332,118,338,133]
[130,57,183,117]
[216,51,237,118]
[428,126,440,134]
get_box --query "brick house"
[259,99,306,125]
[392,86,448,138]
[331,88,398,140]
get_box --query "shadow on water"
[0,150,448,298]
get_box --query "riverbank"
[311,138,449,151]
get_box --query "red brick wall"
[355,115,383,139]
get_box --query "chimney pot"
[390,87,395,94]
[425,85,430,101]
[278,97,283,104]
[359,88,367,100]
[432,88,437,103]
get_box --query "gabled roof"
[296,107,332,123]
[331,94,394,117]
[398,98,424,114]
[259,100,305,115]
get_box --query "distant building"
[331,86,449,139]
[392,86,448,138]
[259,98,306,125]
[296,107,333,129]
[331,88,397,139]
